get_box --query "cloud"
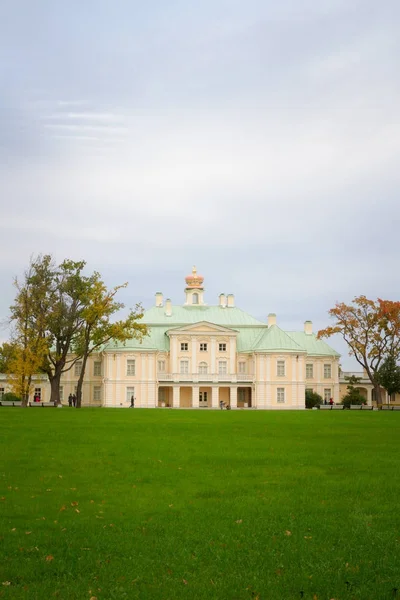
[0,0,399,368]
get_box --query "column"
[140,354,147,408]
[172,337,178,374]
[191,338,197,376]
[147,354,156,407]
[230,386,237,409]
[367,387,372,406]
[211,338,216,374]
[229,338,235,374]
[173,386,180,408]
[115,354,121,406]
[211,386,219,409]
[192,385,199,408]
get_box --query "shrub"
[305,390,323,409]
[1,392,22,403]
[341,388,366,408]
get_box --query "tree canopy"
[318,296,400,405]
[376,356,400,400]
[6,255,147,406]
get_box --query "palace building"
[0,268,342,408]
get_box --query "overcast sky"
[1,0,399,369]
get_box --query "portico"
[158,384,250,408]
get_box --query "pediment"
[167,321,237,336]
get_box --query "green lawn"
[0,409,399,600]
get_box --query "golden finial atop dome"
[185,265,204,288]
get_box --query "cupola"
[184,266,205,305]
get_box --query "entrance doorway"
[199,391,208,407]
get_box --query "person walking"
[130,395,135,408]
[72,394,76,407]
[68,394,73,407]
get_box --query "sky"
[1,0,399,369]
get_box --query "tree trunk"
[373,382,382,406]
[49,371,62,405]
[76,354,89,409]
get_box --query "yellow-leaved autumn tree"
[318,296,400,405]
[71,274,147,408]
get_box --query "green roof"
[253,325,305,353]
[286,332,340,357]
[105,303,340,357]
[142,305,265,327]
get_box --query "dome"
[185,266,204,288]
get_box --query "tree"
[10,256,92,405]
[305,389,323,409]
[341,375,366,408]
[318,296,400,406]
[8,255,148,407]
[5,261,49,406]
[376,356,400,401]
[71,275,147,408]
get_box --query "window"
[0,387,4,399]
[199,362,208,374]
[277,388,285,403]
[324,364,332,379]
[324,389,331,403]
[93,386,101,402]
[74,361,82,376]
[219,343,226,352]
[158,360,166,372]
[127,359,136,376]
[200,343,208,352]
[192,293,199,305]
[218,360,227,375]
[238,362,246,374]
[180,342,188,351]
[59,386,64,402]
[34,387,42,400]
[126,386,135,405]
[238,388,246,403]
[306,364,313,379]
[277,360,285,377]
[180,360,189,374]
[94,361,101,376]
[199,391,208,402]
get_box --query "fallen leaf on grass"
[46,489,52,492]
[304,536,312,540]
[90,500,94,504]
[2,581,11,586]
[11,528,16,532]
[45,555,54,562]
[75,509,80,513]
[71,501,79,506]
[0,497,5,501]
[183,579,188,585]
[25,532,32,535]
[89,597,97,600]
[58,475,63,479]
[285,531,292,536]
[59,506,67,512]
[235,519,243,524]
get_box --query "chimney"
[227,294,235,307]
[155,292,163,307]
[304,320,313,335]
[219,293,227,307]
[268,313,276,327]
[165,298,172,317]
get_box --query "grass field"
[0,409,399,600]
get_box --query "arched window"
[199,362,208,375]
[192,293,199,304]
